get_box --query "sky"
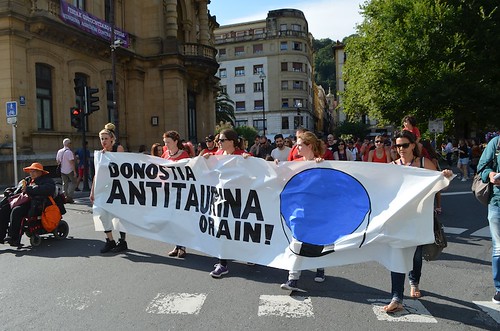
[208,0,366,41]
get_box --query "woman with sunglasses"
[383,130,452,313]
[333,139,354,161]
[368,135,392,163]
[203,129,251,277]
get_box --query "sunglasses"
[395,143,411,149]
[375,140,382,143]
[218,139,228,143]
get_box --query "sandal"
[410,285,422,298]
[168,248,179,257]
[177,247,187,258]
[383,300,404,313]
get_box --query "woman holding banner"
[279,131,327,291]
[384,130,453,313]
[162,130,191,259]
[203,129,251,278]
[90,123,128,254]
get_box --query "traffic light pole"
[81,87,90,192]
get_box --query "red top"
[371,148,389,163]
[162,149,190,161]
[287,144,333,161]
[215,148,248,156]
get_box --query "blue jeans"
[391,246,422,302]
[488,204,500,291]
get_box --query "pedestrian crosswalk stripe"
[56,290,102,311]
[443,226,467,235]
[258,295,314,318]
[368,299,437,323]
[471,227,491,238]
[146,293,207,315]
[473,301,500,324]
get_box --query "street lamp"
[295,101,302,129]
[259,71,266,137]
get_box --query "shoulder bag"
[8,192,31,209]
[471,139,500,205]
[41,196,62,232]
[422,214,448,261]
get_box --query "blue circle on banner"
[280,168,371,246]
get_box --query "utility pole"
[110,0,119,139]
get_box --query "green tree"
[313,38,336,92]
[216,91,235,125]
[334,120,370,141]
[342,0,500,138]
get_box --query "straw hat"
[23,162,49,174]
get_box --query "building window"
[235,46,245,55]
[253,119,265,131]
[253,44,263,54]
[218,48,226,56]
[74,72,88,109]
[105,0,111,22]
[220,85,227,94]
[294,99,304,108]
[254,82,263,92]
[280,41,288,51]
[73,0,85,9]
[253,64,263,75]
[35,63,53,130]
[281,81,289,90]
[235,120,248,127]
[292,24,301,31]
[254,100,264,110]
[235,101,246,111]
[293,81,303,90]
[282,117,289,130]
[235,84,245,94]
[235,66,245,76]
[292,62,303,72]
[254,28,264,36]
[281,62,288,71]
[294,116,303,129]
[219,68,227,78]
[293,42,302,51]
[281,98,289,108]
[280,24,287,31]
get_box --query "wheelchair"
[21,188,69,247]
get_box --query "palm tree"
[216,91,235,125]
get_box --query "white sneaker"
[461,178,467,182]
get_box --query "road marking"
[471,226,491,238]
[368,299,437,323]
[56,290,102,311]
[146,293,207,315]
[258,295,314,318]
[443,226,467,235]
[473,301,500,324]
[441,191,472,196]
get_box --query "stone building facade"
[0,0,219,185]
[214,9,316,139]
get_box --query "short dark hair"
[274,134,284,141]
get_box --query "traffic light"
[70,107,83,129]
[85,86,100,113]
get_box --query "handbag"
[41,196,62,232]
[471,138,500,205]
[8,192,31,209]
[422,215,447,261]
[55,163,62,177]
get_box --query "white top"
[271,146,291,162]
[56,147,75,174]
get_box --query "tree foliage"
[342,0,500,138]
[313,38,336,92]
[215,91,236,125]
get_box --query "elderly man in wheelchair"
[0,162,67,247]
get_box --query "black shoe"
[75,188,81,191]
[111,239,128,253]
[493,292,500,304]
[100,239,116,253]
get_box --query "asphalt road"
[1,175,499,330]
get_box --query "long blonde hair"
[298,131,325,157]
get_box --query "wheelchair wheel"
[30,235,42,246]
[53,220,69,239]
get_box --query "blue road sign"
[6,101,17,117]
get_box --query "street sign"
[428,119,444,133]
[7,117,17,124]
[6,101,17,117]
[19,96,26,106]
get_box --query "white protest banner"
[92,152,450,273]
